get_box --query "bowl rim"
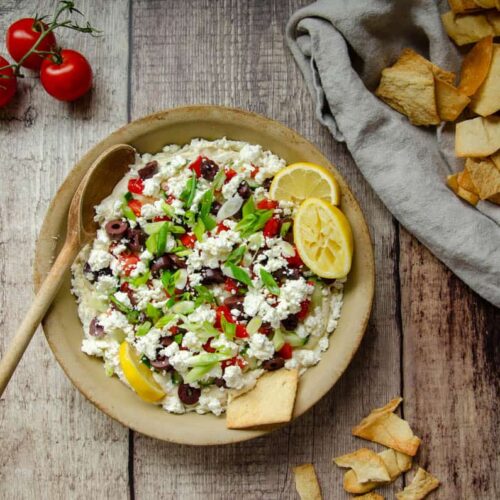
[33,105,375,445]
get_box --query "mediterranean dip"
[71,138,344,416]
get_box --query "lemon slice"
[269,162,340,205]
[119,341,165,403]
[294,198,353,279]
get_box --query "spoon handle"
[0,240,79,397]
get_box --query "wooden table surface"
[0,1,498,498]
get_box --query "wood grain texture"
[0,1,130,499]
[400,227,500,499]
[130,1,401,498]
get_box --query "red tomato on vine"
[0,56,17,107]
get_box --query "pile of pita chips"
[375,49,469,125]
[293,464,322,500]
[226,368,299,429]
[331,398,439,499]
[396,468,440,500]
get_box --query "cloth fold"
[286,0,500,308]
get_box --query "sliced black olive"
[237,181,251,199]
[178,383,201,405]
[214,377,227,388]
[262,357,285,371]
[89,318,105,338]
[200,158,219,181]
[223,295,244,312]
[168,254,187,269]
[281,314,299,331]
[151,255,173,276]
[138,160,158,179]
[160,336,174,348]
[105,219,129,240]
[201,268,225,285]
[126,227,146,253]
[150,355,170,370]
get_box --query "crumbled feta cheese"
[182,331,203,352]
[134,328,162,359]
[113,291,132,308]
[187,304,216,324]
[142,176,161,196]
[95,275,118,297]
[247,333,274,361]
[223,365,246,389]
[88,249,112,271]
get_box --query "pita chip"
[458,35,493,96]
[334,448,391,483]
[435,78,470,121]
[293,464,322,500]
[396,468,440,500]
[355,494,385,500]
[455,116,500,157]
[441,11,494,45]
[470,44,500,116]
[393,48,455,84]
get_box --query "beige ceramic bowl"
[34,106,374,445]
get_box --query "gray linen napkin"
[286,0,500,308]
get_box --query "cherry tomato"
[189,156,203,177]
[202,337,216,353]
[257,199,278,210]
[297,300,310,321]
[225,168,237,181]
[179,233,197,249]
[235,324,248,339]
[128,199,143,217]
[0,56,16,107]
[278,343,293,360]
[40,49,92,101]
[263,217,281,238]
[120,252,140,275]
[286,248,304,267]
[215,305,234,328]
[6,18,56,70]
[224,278,239,294]
[128,178,144,194]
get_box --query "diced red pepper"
[120,281,130,292]
[189,156,203,177]
[263,217,281,238]
[120,252,140,275]
[224,278,239,294]
[128,199,143,217]
[169,326,179,335]
[222,356,246,370]
[235,324,248,339]
[297,299,310,321]
[128,178,144,195]
[278,343,293,360]
[216,222,228,233]
[259,324,273,336]
[179,233,197,248]
[202,337,216,353]
[286,248,304,267]
[250,164,260,178]
[257,199,278,210]
[215,305,234,328]
[165,194,176,204]
[153,215,170,222]
[225,168,237,181]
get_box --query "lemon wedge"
[119,341,165,403]
[294,197,353,279]
[269,162,340,205]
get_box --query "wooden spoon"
[0,143,136,396]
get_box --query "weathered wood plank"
[130,1,401,498]
[400,228,499,499]
[0,1,130,498]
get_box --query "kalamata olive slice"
[281,314,299,331]
[138,160,158,179]
[105,219,128,239]
[126,228,146,252]
[214,377,227,388]
[237,181,251,199]
[223,295,244,311]
[151,255,173,276]
[178,383,201,405]
[262,178,272,190]
[201,268,225,285]
[150,355,170,370]
[89,318,105,338]
[262,357,285,371]
[168,254,187,269]
[160,336,174,348]
[200,158,219,181]
[210,201,222,216]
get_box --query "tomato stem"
[0,1,100,77]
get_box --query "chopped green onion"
[110,295,133,315]
[235,209,273,237]
[283,332,308,347]
[124,192,133,202]
[136,321,152,337]
[226,245,247,265]
[202,321,221,337]
[242,196,256,217]
[156,222,170,255]
[155,314,175,328]
[171,225,186,234]
[221,315,236,340]
[260,268,280,296]
[172,300,195,314]
[161,270,175,296]
[122,205,136,222]
[183,210,196,226]
[246,316,262,335]
[226,262,253,287]
[176,249,192,257]
[199,189,213,218]
[171,371,182,384]
[161,201,174,217]
[212,169,226,190]
[145,233,158,254]
[146,303,161,323]
[140,356,152,368]
[280,221,292,238]
[128,271,150,287]
[187,352,231,367]
[180,172,197,208]
[183,363,218,384]
[194,285,215,305]
[144,221,167,235]
[193,218,205,242]
[272,328,285,351]
[174,333,183,344]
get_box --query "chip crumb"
[293,463,322,500]
[352,398,421,456]
[355,493,385,500]
[395,467,440,500]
